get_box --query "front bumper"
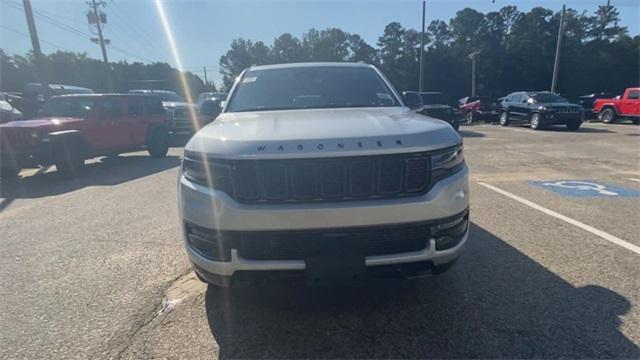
[179,165,469,280]
[541,112,582,124]
[0,141,53,168]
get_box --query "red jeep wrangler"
[593,87,640,124]
[0,94,170,178]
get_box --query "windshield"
[532,93,567,103]
[44,97,96,117]
[420,93,445,105]
[226,66,399,112]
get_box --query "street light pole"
[419,0,425,92]
[90,0,113,92]
[468,51,481,97]
[22,0,49,98]
[551,4,566,93]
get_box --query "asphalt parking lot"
[1,122,639,359]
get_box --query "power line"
[2,0,152,63]
[110,0,157,45]
[1,24,72,52]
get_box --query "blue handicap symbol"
[530,180,640,198]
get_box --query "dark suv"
[499,91,583,130]
[404,91,459,130]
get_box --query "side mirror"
[199,99,221,118]
[402,91,423,111]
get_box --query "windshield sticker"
[242,77,257,83]
[377,93,393,101]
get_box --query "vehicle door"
[621,89,639,115]
[509,95,526,120]
[124,96,149,146]
[94,96,128,151]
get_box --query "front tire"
[499,111,509,126]
[55,141,86,178]
[147,127,169,158]
[600,108,617,124]
[0,166,20,179]
[566,121,582,131]
[465,111,474,125]
[530,113,543,130]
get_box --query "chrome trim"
[186,228,468,277]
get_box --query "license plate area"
[305,247,365,284]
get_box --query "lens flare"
[153,0,199,130]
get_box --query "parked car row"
[405,87,638,131]
[0,87,229,179]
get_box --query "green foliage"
[0,49,206,99]
[218,4,637,97]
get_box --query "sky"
[1,0,639,87]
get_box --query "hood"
[423,104,453,110]
[541,103,582,108]
[186,107,461,159]
[0,117,83,129]
[162,101,195,109]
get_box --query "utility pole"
[551,4,566,93]
[22,0,49,98]
[468,51,481,97]
[203,66,209,90]
[88,0,113,92]
[418,0,425,92]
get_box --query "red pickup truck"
[0,94,170,179]
[593,87,640,124]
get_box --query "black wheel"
[0,166,20,179]
[530,113,543,130]
[465,111,474,125]
[147,127,169,158]
[55,141,86,178]
[432,259,458,275]
[451,119,460,131]
[499,111,509,126]
[566,121,582,131]
[600,108,617,123]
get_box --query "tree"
[588,2,627,41]
[272,33,304,63]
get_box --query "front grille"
[235,224,430,260]
[0,129,32,150]
[185,210,468,262]
[226,152,430,204]
[552,107,580,114]
[170,108,195,131]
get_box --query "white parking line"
[629,178,640,183]
[477,182,640,256]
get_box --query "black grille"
[235,224,430,260]
[185,210,468,262]
[228,152,430,204]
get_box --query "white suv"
[178,62,469,287]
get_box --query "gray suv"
[178,62,469,287]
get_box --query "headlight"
[182,153,233,194]
[431,144,465,181]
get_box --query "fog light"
[433,217,468,251]
[186,224,230,261]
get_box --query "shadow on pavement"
[552,126,615,133]
[0,154,181,212]
[458,129,486,138]
[205,223,638,359]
